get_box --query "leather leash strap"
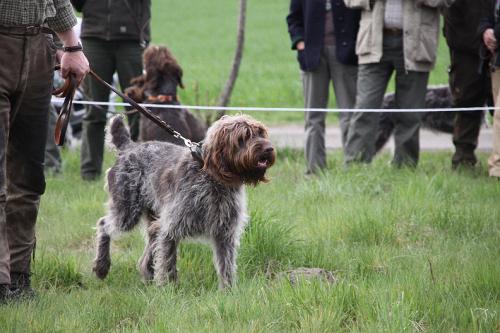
[52,67,203,164]
[53,68,77,146]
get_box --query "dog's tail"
[108,115,133,151]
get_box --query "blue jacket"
[286,0,360,71]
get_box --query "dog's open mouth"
[257,159,269,168]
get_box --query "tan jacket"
[343,0,454,72]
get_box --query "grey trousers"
[302,45,357,174]
[344,33,429,167]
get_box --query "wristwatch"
[63,43,83,52]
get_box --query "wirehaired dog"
[125,45,206,144]
[92,114,275,288]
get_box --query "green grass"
[0,148,498,332]
[151,0,451,125]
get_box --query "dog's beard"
[233,142,275,185]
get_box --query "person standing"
[343,0,454,167]
[479,0,500,179]
[71,0,151,181]
[443,0,492,169]
[287,0,360,175]
[0,0,89,302]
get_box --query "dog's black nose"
[265,147,274,153]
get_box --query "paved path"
[268,125,493,151]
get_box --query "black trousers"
[449,50,492,166]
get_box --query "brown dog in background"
[125,45,206,145]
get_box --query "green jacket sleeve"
[47,0,77,32]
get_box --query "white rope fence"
[69,100,496,113]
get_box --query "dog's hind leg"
[153,232,178,286]
[92,217,112,279]
[137,218,160,282]
[213,237,237,289]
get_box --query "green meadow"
[0,149,498,332]
[1,1,499,332]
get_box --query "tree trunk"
[215,0,247,119]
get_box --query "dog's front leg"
[213,237,237,289]
[153,233,178,286]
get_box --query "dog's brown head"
[125,44,184,103]
[202,115,275,186]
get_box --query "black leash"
[53,66,204,164]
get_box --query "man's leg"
[0,32,23,287]
[344,61,392,164]
[488,70,500,178]
[391,69,428,167]
[115,41,144,142]
[80,38,115,180]
[302,49,330,174]
[44,104,62,173]
[6,33,54,286]
[326,45,358,150]
[449,51,490,168]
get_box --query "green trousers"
[80,38,143,180]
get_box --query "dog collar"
[190,141,204,166]
[147,94,178,103]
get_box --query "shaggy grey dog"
[92,114,275,288]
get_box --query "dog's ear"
[130,75,146,88]
[167,62,184,89]
[176,72,185,89]
[124,85,145,103]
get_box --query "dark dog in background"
[125,45,206,144]
[375,86,459,152]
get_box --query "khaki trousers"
[489,70,500,178]
[0,31,55,284]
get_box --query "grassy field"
[0,148,498,332]
[151,0,451,124]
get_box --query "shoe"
[0,284,21,304]
[10,272,36,299]
[452,160,476,170]
[81,172,100,181]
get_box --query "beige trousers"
[489,70,500,178]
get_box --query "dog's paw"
[92,258,111,279]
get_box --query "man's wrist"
[63,43,83,53]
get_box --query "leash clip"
[188,141,204,165]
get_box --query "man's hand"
[483,28,497,54]
[60,51,89,82]
[55,28,90,82]
[296,41,305,51]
